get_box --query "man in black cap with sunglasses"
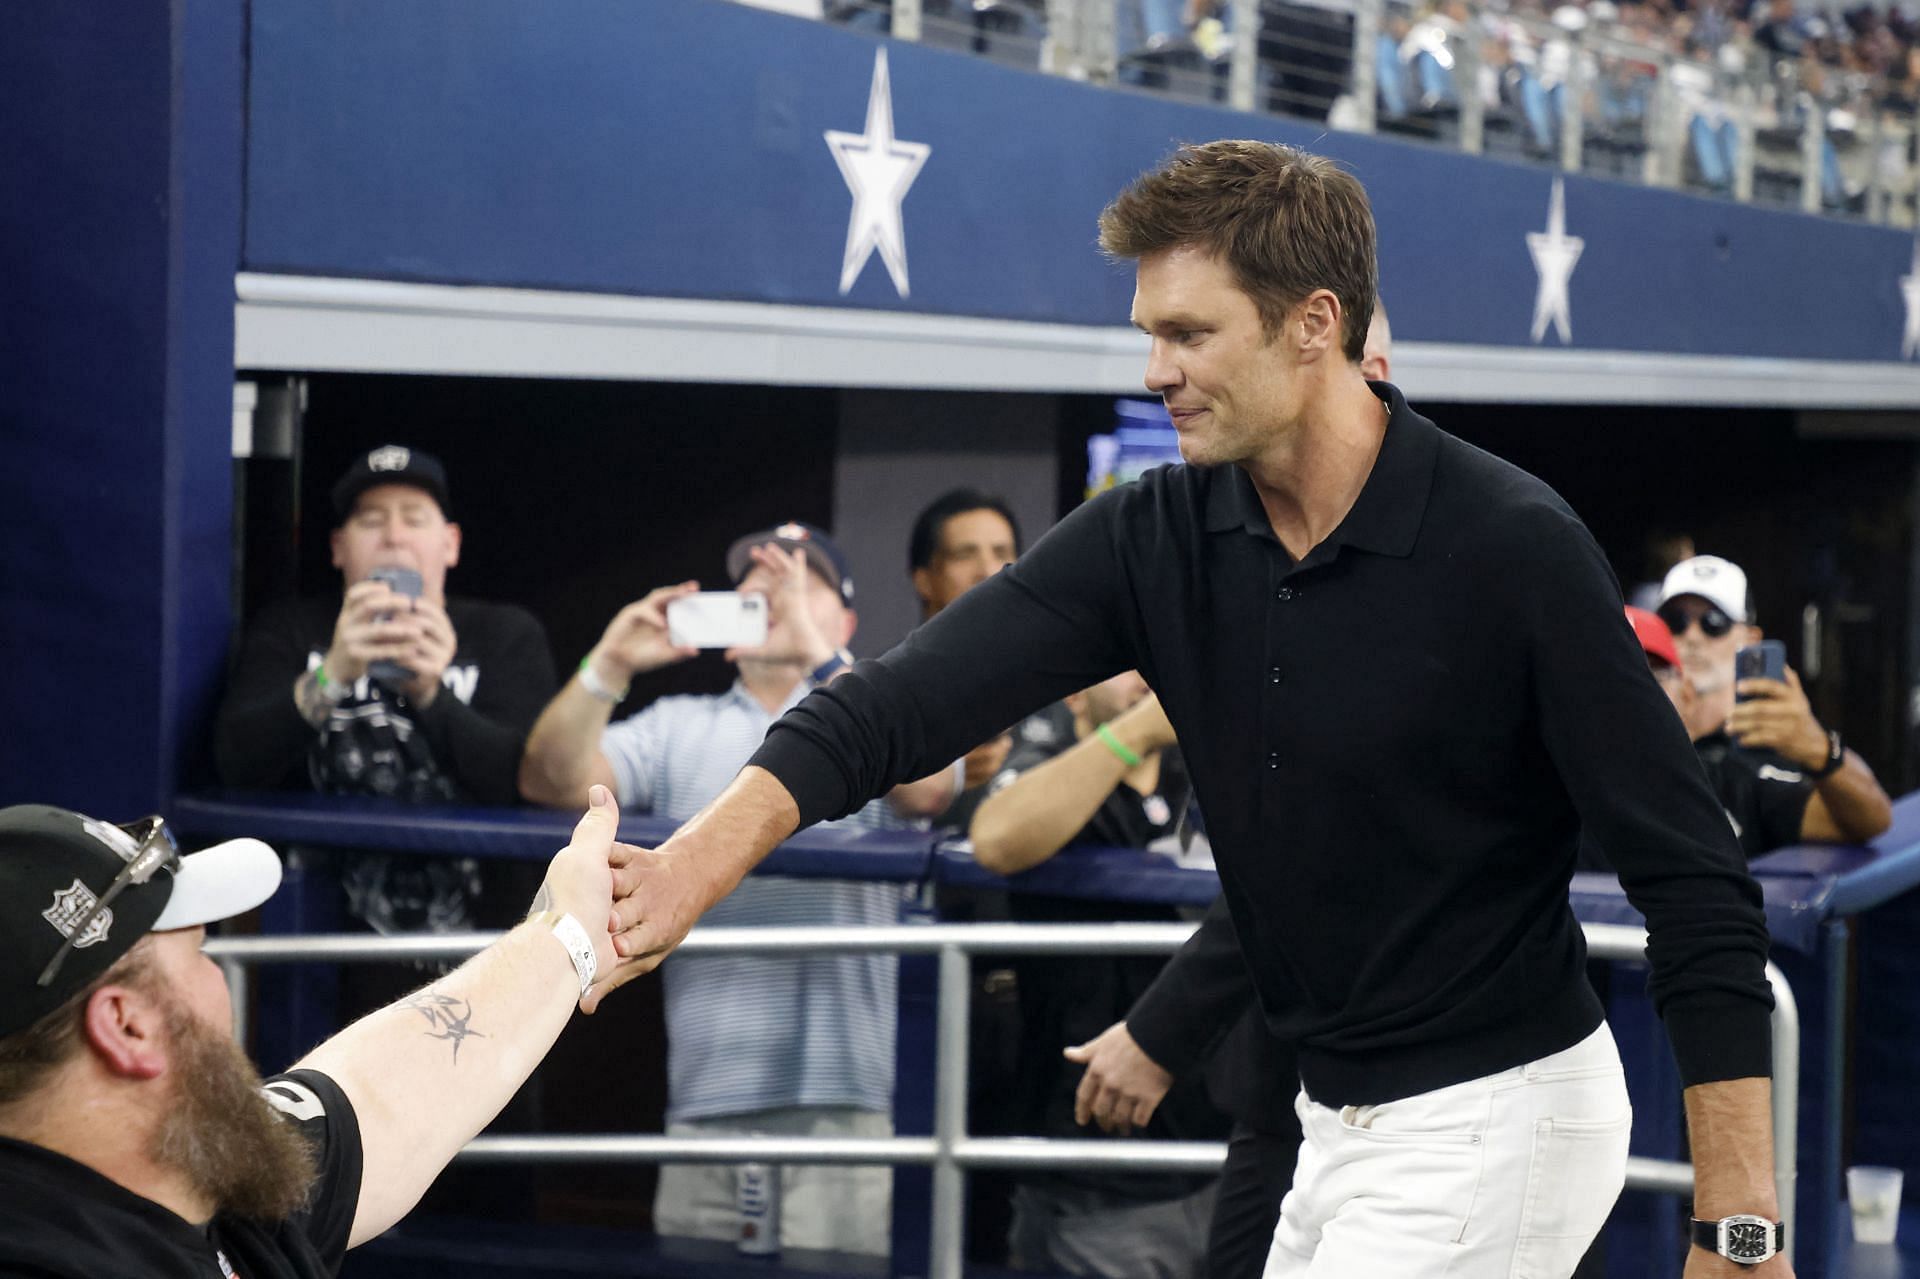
[0,790,625,1279]
[1655,554,1891,857]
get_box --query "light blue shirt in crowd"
[601,678,919,1123]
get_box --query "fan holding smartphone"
[1652,555,1891,859]
[516,522,958,1254]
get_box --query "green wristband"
[313,665,332,690]
[1096,722,1143,768]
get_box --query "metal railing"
[208,920,1799,1277]
[759,0,1920,224]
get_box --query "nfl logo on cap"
[367,446,412,473]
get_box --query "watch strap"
[1808,729,1844,779]
[810,648,854,684]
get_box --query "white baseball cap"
[1657,555,1751,623]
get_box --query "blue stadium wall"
[6,0,1920,813]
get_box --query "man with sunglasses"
[1654,555,1891,857]
[0,790,624,1278]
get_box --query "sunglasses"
[1656,601,1736,640]
[37,815,181,989]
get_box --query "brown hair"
[1098,140,1378,363]
[0,946,156,1112]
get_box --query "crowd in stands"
[201,433,1891,1275]
[796,0,1920,210]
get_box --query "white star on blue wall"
[825,49,930,299]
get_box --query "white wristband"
[534,912,599,999]
[578,655,629,704]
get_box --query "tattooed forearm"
[402,989,486,1064]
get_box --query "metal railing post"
[1644,61,1675,186]
[1800,91,1824,213]
[1229,0,1261,112]
[1349,0,1380,133]
[1767,960,1800,1265]
[893,0,922,41]
[1733,80,1757,203]
[1457,17,1484,154]
[1083,0,1118,85]
[1559,34,1586,172]
[930,944,971,1279]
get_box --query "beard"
[149,996,319,1223]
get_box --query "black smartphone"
[1734,640,1785,701]
[366,566,423,684]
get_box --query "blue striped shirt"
[601,679,917,1122]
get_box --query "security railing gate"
[208,921,1799,1277]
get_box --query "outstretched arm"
[295,790,623,1247]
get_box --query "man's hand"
[1112,691,1178,756]
[1728,668,1828,771]
[734,545,837,670]
[1064,1021,1173,1135]
[590,582,701,685]
[579,837,730,1013]
[396,598,459,707]
[963,735,1013,790]
[530,785,623,979]
[322,580,416,686]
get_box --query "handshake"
[532,784,730,1014]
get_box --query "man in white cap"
[0,790,624,1277]
[1656,555,1891,855]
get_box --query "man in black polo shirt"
[596,143,1786,1277]
[0,792,623,1277]
[966,673,1227,1275]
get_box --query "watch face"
[1727,1221,1770,1260]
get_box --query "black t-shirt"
[212,594,556,805]
[1695,730,1814,860]
[987,721,1230,1202]
[1578,729,1813,870]
[0,1070,363,1278]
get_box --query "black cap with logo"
[0,806,282,1038]
[725,521,856,605]
[330,445,452,522]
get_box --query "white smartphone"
[667,591,769,649]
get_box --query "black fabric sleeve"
[752,486,1145,827]
[1511,502,1775,1086]
[1126,894,1258,1077]
[413,604,556,805]
[261,1069,364,1269]
[212,599,326,790]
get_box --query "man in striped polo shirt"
[519,522,955,1256]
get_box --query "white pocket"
[1508,1113,1632,1278]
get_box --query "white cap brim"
[153,838,284,931]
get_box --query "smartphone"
[667,592,770,650]
[366,566,424,684]
[1734,640,1786,701]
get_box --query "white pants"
[1265,1025,1632,1279]
[654,1106,892,1256]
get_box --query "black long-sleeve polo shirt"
[753,384,1774,1106]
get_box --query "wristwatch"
[1691,1215,1784,1266]
[1809,729,1844,780]
[810,648,855,684]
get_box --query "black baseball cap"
[725,521,856,605]
[0,806,282,1038]
[330,445,452,522]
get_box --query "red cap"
[1625,606,1680,670]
